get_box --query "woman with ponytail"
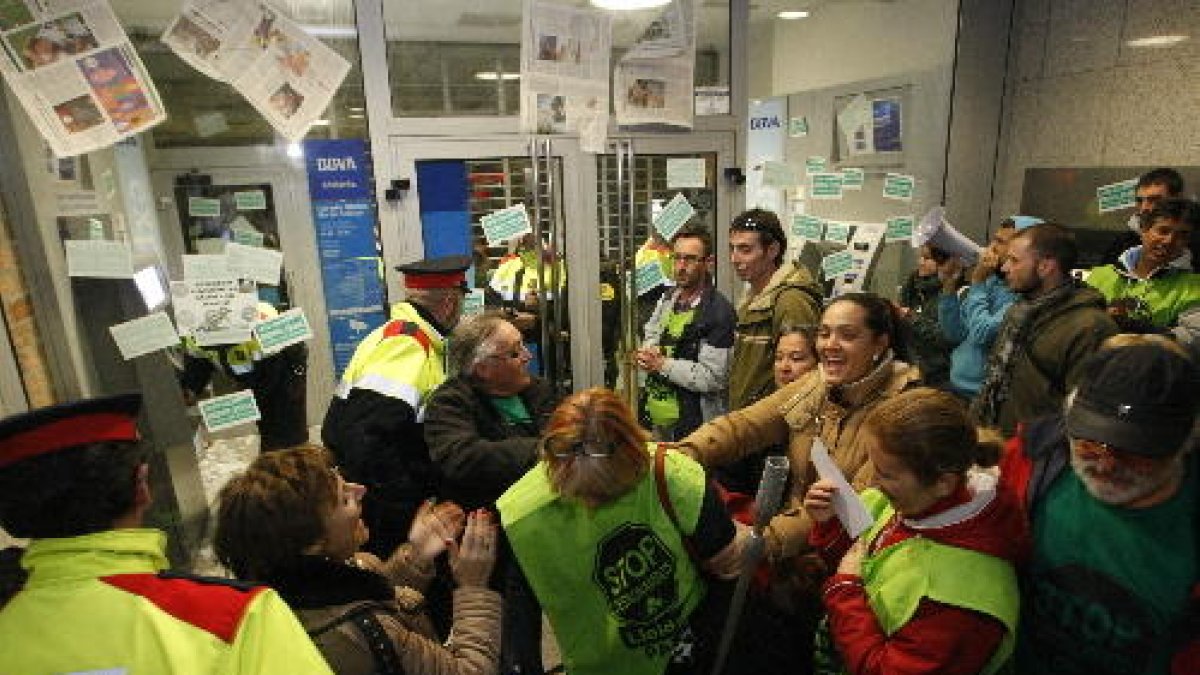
[804,388,1027,674]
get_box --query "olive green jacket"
[728,262,823,410]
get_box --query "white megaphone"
[913,207,982,263]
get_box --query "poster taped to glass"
[0,0,165,157]
[613,0,696,129]
[162,0,350,141]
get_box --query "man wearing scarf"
[972,223,1117,435]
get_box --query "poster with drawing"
[519,0,611,152]
[162,0,350,141]
[0,0,165,157]
[170,277,259,346]
[613,0,695,128]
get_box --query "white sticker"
[109,312,179,360]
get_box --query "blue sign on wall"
[305,138,373,201]
[304,139,386,376]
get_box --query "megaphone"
[913,207,982,263]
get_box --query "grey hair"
[447,312,508,377]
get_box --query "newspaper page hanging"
[613,0,695,129]
[519,0,611,153]
[0,0,166,157]
[162,0,351,142]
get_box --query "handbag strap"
[308,601,408,675]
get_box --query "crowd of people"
[1,167,1198,674]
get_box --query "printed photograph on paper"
[0,0,34,31]
[9,14,99,70]
[268,82,303,118]
[536,33,580,64]
[163,14,220,60]
[252,7,277,49]
[78,48,155,133]
[53,94,104,133]
[535,93,567,133]
[626,78,666,109]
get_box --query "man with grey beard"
[1000,341,1199,675]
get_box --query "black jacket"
[424,375,561,510]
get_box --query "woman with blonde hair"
[215,444,501,675]
[497,387,743,675]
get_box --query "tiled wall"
[993,0,1200,217]
[0,201,55,408]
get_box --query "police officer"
[321,254,471,557]
[0,394,331,673]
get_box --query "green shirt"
[490,395,531,424]
[1018,462,1197,675]
[644,306,697,430]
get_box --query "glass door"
[388,132,735,393]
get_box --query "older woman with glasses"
[497,388,745,675]
[215,444,501,675]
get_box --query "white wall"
[769,0,960,96]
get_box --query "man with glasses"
[635,225,736,441]
[425,312,562,675]
[1002,340,1199,675]
[322,255,471,556]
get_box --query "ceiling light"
[590,0,672,10]
[286,143,303,159]
[1125,34,1189,48]
[777,10,810,20]
[474,71,521,81]
[311,119,331,126]
[300,24,357,38]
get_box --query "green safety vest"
[1086,263,1200,329]
[498,446,706,675]
[857,489,1019,675]
[488,255,567,302]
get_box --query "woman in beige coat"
[679,292,920,565]
[215,444,500,675]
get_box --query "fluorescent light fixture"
[286,142,304,158]
[474,71,521,81]
[311,119,331,126]
[300,24,357,38]
[349,113,364,119]
[1125,34,1189,48]
[590,0,671,10]
[777,10,810,19]
[348,106,365,112]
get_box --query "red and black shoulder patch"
[101,572,267,643]
[381,320,430,352]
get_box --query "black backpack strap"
[308,602,408,675]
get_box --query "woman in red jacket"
[803,388,1027,675]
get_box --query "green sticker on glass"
[635,261,669,297]
[481,204,533,247]
[788,117,809,137]
[198,390,261,433]
[254,308,312,353]
[232,228,265,247]
[885,216,915,241]
[840,168,865,190]
[1096,179,1138,213]
[653,193,696,241]
[883,173,915,201]
[811,173,844,200]
[824,222,851,243]
[234,190,267,211]
[188,197,221,217]
[821,250,855,278]
[791,214,824,240]
[805,156,828,175]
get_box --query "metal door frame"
[389,131,736,390]
[150,148,333,428]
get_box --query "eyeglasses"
[485,342,530,361]
[540,436,616,458]
[1070,437,1162,472]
